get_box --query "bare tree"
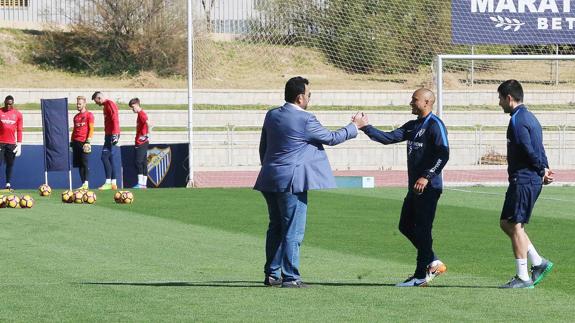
[201,0,217,32]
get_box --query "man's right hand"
[111,134,120,145]
[352,112,369,129]
[543,168,554,185]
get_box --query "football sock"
[5,183,10,188]
[111,179,117,185]
[527,244,543,266]
[139,175,147,186]
[105,179,111,184]
[516,258,530,281]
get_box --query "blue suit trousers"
[262,191,308,282]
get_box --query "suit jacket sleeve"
[304,114,357,145]
[258,113,268,164]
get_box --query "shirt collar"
[284,102,305,111]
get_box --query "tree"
[201,0,217,32]
[33,0,187,76]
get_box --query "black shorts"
[500,178,542,224]
[71,141,89,168]
[0,143,16,166]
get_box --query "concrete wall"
[18,109,575,170]
[4,88,575,106]
[19,109,575,131]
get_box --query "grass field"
[0,186,573,321]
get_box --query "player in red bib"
[0,95,23,191]
[92,91,121,190]
[129,98,149,189]
[71,96,94,190]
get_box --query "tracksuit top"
[103,99,120,135]
[506,105,549,183]
[135,110,149,146]
[72,111,94,143]
[361,112,450,190]
[0,107,23,144]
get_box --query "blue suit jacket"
[254,103,358,193]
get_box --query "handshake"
[351,112,369,129]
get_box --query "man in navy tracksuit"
[354,88,449,287]
[497,80,554,289]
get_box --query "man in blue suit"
[254,76,360,288]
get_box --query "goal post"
[435,54,575,118]
[434,54,575,185]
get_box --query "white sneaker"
[396,276,427,287]
[426,260,447,282]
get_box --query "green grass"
[0,187,573,321]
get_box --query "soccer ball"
[0,195,6,208]
[73,190,85,204]
[121,191,134,204]
[83,191,97,204]
[114,191,124,203]
[38,184,52,197]
[61,190,74,203]
[6,194,20,208]
[20,195,34,208]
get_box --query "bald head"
[415,88,435,106]
[410,88,435,117]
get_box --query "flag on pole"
[41,98,70,172]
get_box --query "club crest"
[147,147,172,187]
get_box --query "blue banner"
[3,145,122,189]
[41,98,70,171]
[121,144,189,188]
[452,0,575,44]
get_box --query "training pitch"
[0,187,573,321]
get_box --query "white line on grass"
[446,188,572,203]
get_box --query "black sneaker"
[499,276,534,289]
[281,280,308,288]
[263,276,282,287]
[531,259,554,285]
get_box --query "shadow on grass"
[79,280,498,289]
[79,280,396,288]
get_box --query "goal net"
[436,54,575,185]
[192,0,575,91]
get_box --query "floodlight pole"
[186,0,195,188]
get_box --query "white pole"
[438,54,575,60]
[437,56,443,119]
[555,45,559,86]
[186,0,195,188]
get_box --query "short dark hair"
[91,91,102,100]
[128,98,140,107]
[498,80,523,102]
[4,95,14,102]
[284,76,309,103]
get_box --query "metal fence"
[0,0,96,26]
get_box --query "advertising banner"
[452,0,575,44]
